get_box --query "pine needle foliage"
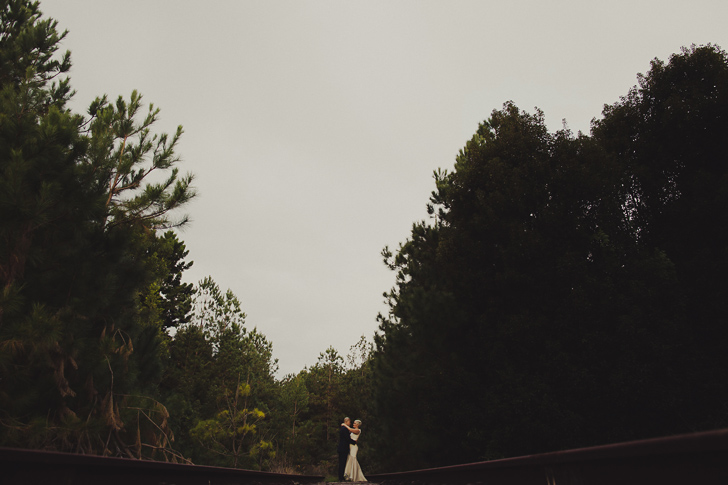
[0,0,195,460]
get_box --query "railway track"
[367,428,728,485]
[3,428,728,484]
[0,447,323,485]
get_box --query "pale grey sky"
[40,0,728,376]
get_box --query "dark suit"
[338,424,357,481]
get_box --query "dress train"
[344,433,366,482]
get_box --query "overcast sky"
[40,0,728,376]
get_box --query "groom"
[338,417,357,481]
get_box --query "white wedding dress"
[344,431,366,482]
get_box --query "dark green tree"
[274,347,347,476]
[306,347,345,445]
[162,277,277,468]
[266,369,319,474]
[161,324,212,461]
[0,0,195,459]
[282,374,310,442]
[155,231,194,332]
[592,44,728,431]
[371,99,685,470]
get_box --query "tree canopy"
[370,44,728,470]
[3,0,727,476]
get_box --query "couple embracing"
[337,417,366,482]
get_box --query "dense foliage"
[2,0,727,477]
[369,44,728,470]
[0,2,373,473]
[0,0,194,459]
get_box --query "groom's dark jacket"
[337,425,356,454]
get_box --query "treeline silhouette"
[368,44,728,471]
[2,0,727,477]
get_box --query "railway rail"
[367,427,728,485]
[3,427,727,484]
[0,446,324,485]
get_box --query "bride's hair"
[354,420,362,426]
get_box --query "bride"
[343,419,366,482]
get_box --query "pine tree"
[0,0,195,458]
[162,277,278,468]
